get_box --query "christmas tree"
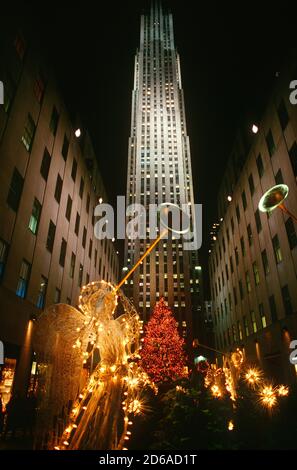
[140,298,188,383]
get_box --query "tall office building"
[124,2,202,346]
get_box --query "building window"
[54,288,61,304]
[240,237,245,257]
[36,276,47,309]
[266,129,276,157]
[230,255,234,273]
[82,227,87,248]
[7,168,24,212]
[281,285,293,315]
[250,311,257,333]
[62,134,69,161]
[21,113,36,152]
[88,239,93,259]
[86,193,90,213]
[238,321,243,341]
[0,239,9,282]
[231,217,234,233]
[34,71,46,103]
[70,253,76,278]
[78,264,83,287]
[40,147,51,181]
[65,195,72,222]
[256,153,264,178]
[253,262,260,285]
[86,273,90,285]
[248,174,255,196]
[243,316,249,337]
[54,174,63,203]
[261,249,270,276]
[239,280,244,300]
[269,295,278,322]
[285,218,297,250]
[79,177,84,198]
[46,220,56,253]
[49,106,59,136]
[59,238,67,267]
[242,190,247,210]
[236,205,240,223]
[259,304,267,328]
[246,271,252,293]
[75,213,80,236]
[277,98,289,131]
[275,169,283,185]
[66,297,71,305]
[247,224,253,246]
[16,260,31,298]
[71,159,77,182]
[288,142,297,178]
[29,198,42,234]
[255,209,262,233]
[272,234,282,263]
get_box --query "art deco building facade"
[0,26,119,403]
[209,61,297,384]
[124,3,202,346]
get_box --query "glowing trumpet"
[258,184,297,222]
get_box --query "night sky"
[9,0,297,293]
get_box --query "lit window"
[16,260,31,299]
[29,198,42,234]
[21,113,35,152]
[259,304,267,328]
[253,262,260,285]
[36,276,47,309]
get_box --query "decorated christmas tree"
[140,298,188,383]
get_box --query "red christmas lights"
[140,298,188,383]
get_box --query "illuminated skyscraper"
[124,2,202,344]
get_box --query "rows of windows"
[212,222,297,301]
[214,286,293,350]
[6,136,117,275]
[219,98,297,218]
[0,238,115,308]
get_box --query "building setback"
[209,60,297,385]
[124,2,203,347]
[0,26,119,403]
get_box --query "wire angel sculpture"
[33,280,156,450]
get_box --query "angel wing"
[33,303,88,449]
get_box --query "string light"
[277,385,289,396]
[258,385,278,409]
[245,367,263,388]
[44,279,156,451]
[204,348,289,415]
